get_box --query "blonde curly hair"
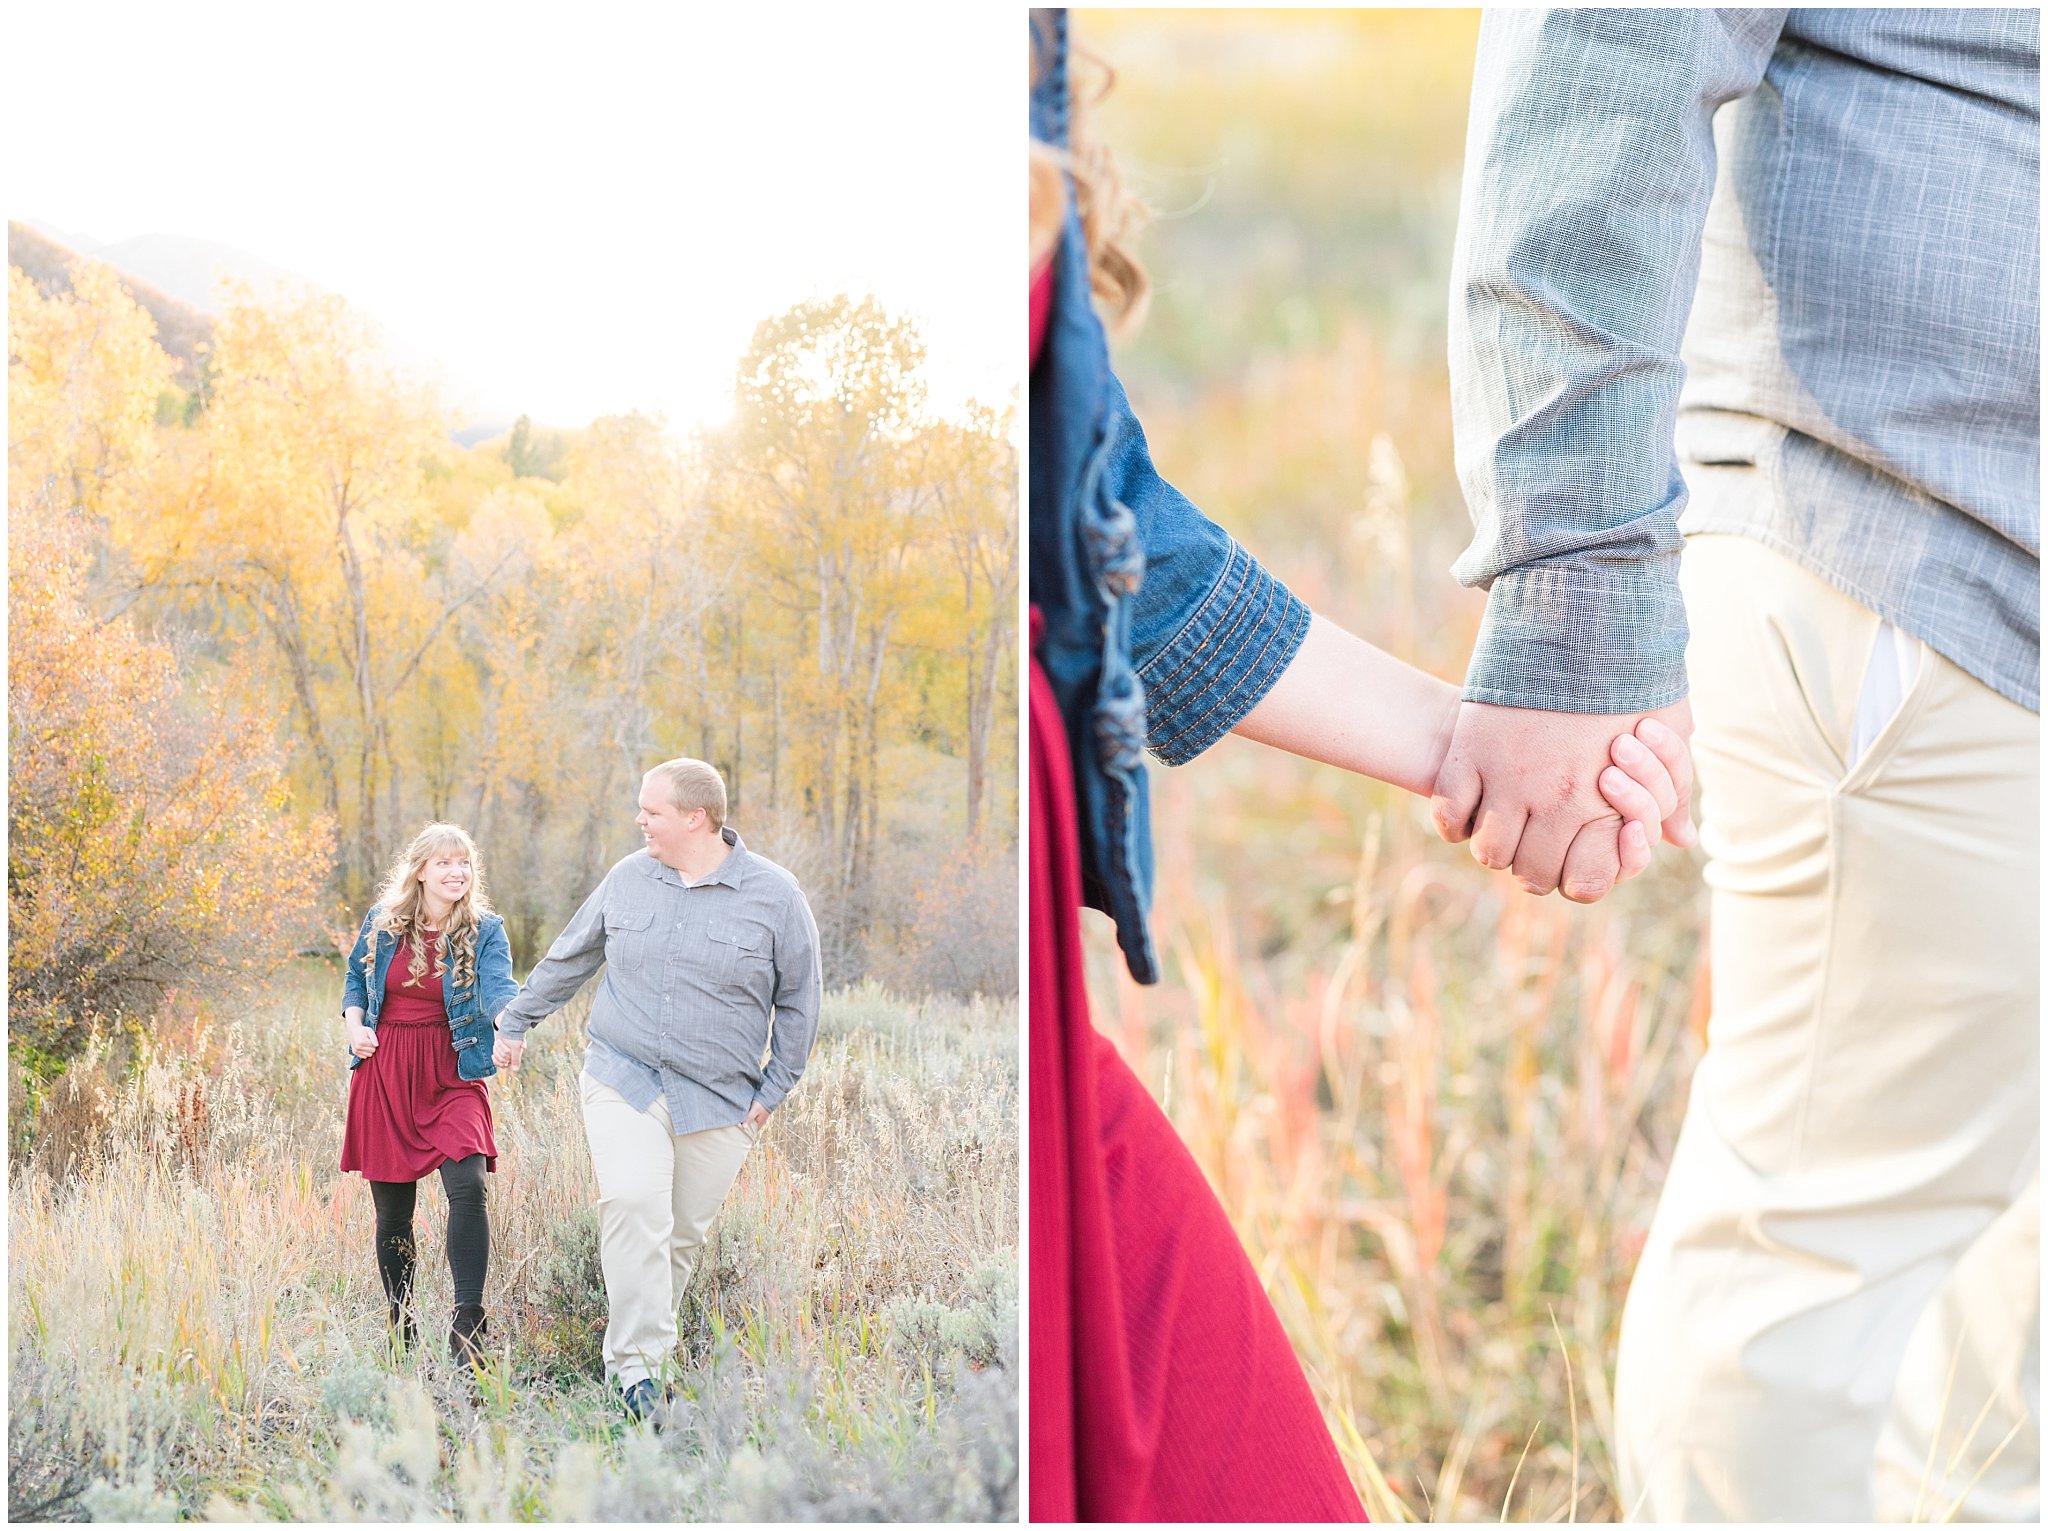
[362,822,491,999]
[1031,10,1150,339]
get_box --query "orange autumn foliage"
[7,502,335,1053]
[8,269,335,1056]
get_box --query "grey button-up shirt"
[1450,8,2039,715]
[498,828,823,1135]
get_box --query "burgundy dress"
[1029,263,1365,1520]
[340,932,496,1180]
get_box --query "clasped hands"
[488,1033,771,1130]
[1430,699,1696,901]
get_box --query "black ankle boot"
[449,1303,488,1370]
[377,1231,418,1353]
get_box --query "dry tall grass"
[9,966,1016,1521]
[1085,782,1706,1521]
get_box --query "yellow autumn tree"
[8,274,333,1058]
[15,260,1017,992]
[8,261,170,519]
[904,402,1018,844]
[722,295,937,922]
[109,287,517,901]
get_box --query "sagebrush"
[9,967,1017,1522]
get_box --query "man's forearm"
[756,905,823,1112]
[755,1008,818,1113]
[1449,7,1786,712]
[497,888,607,1037]
[498,952,600,1037]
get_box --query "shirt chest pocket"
[604,908,658,973]
[706,920,772,989]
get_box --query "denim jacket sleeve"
[1448,7,1786,712]
[476,917,518,1022]
[1107,374,1312,766]
[340,910,375,1013]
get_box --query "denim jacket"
[1031,10,1312,984]
[340,910,518,1082]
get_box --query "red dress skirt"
[340,935,496,1181]
[1029,644,1366,1521]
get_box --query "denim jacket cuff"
[1141,540,1313,766]
[1463,553,1690,713]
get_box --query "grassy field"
[9,964,1017,1521]
[1075,10,1711,1520]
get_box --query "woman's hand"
[1598,716,1699,882]
[348,1021,379,1060]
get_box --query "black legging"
[370,1154,489,1309]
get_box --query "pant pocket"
[1839,625,1936,795]
[1683,534,1910,793]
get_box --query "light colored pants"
[580,1071,753,1388]
[1615,534,2040,1521]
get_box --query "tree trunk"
[730,609,744,820]
[768,666,780,815]
[333,493,380,898]
[253,577,342,834]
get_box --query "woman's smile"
[418,854,471,907]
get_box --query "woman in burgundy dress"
[340,822,518,1367]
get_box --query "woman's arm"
[1231,614,1460,798]
[476,918,518,1021]
[342,914,378,1058]
[340,911,375,1012]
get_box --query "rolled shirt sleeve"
[496,876,609,1040]
[753,887,822,1114]
[1449,7,1786,713]
[1105,374,1313,764]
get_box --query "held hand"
[494,1036,526,1073]
[1430,699,1694,902]
[745,1102,770,1131]
[348,1022,379,1060]
[1596,716,1700,883]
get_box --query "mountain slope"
[9,220,213,384]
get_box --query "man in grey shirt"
[1440,10,2038,1521]
[494,757,821,1422]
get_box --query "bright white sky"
[7,4,1016,435]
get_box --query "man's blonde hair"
[645,757,727,830]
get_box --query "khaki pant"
[1615,533,2040,1521]
[580,1071,753,1389]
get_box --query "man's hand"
[1430,699,1694,902]
[494,1036,526,1073]
[745,1102,770,1131]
